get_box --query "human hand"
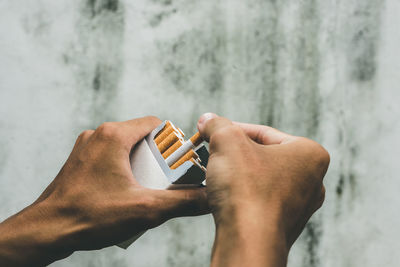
[0,116,209,266]
[197,113,329,267]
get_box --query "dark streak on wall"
[157,32,226,96]
[65,0,125,129]
[151,0,173,5]
[254,1,280,127]
[93,65,101,91]
[335,0,384,215]
[347,1,383,83]
[86,0,120,18]
[352,29,377,82]
[149,8,177,27]
[336,173,345,197]
[335,143,359,215]
[155,3,227,111]
[293,0,321,138]
[304,222,321,267]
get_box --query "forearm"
[211,207,288,267]
[0,200,74,266]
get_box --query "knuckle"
[317,185,326,209]
[300,138,331,176]
[321,185,326,199]
[79,130,94,139]
[319,148,331,167]
[212,125,244,143]
[313,144,330,173]
[96,122,120,139]
[207,117,221,128]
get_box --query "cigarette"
[157,131,179,154]
[170,125,185,140]
[154,122,173,145]
[189,132,202,147]
[171,149,196,169]
[165,132,203,166]
[162,139,183,159]
[154,121,171,138]
[189,158,205,171]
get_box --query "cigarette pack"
[118,120,208,249]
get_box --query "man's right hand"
[197,113,330,267]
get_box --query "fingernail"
[198,113,217,130]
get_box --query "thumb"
[150,187,210,223]
[197,113,233,142]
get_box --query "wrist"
[0,199,76,266]
[211,203,289,267]
[31,199,78,256]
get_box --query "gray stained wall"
[0,0,399,266]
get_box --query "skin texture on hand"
[0,116,209,267]
[198,113,330,267]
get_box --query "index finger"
[118,116,162,149]
[233,122,296,145]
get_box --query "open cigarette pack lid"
[118,120,209,249]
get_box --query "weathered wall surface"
[1,1,399,266]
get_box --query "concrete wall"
[1,0,399,266]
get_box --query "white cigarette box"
[118,121,208,249]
